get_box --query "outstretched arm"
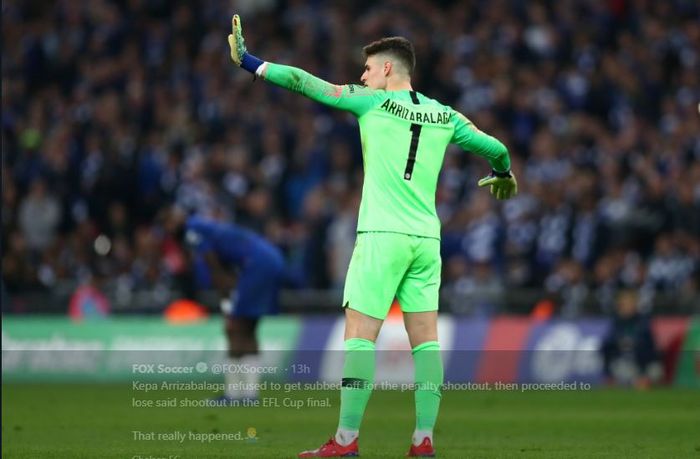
[227,14,379,117]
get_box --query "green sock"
[338,338,376,431]
[413,341,443,432]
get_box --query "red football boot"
[407,437,435,457]
[298,437,359,457]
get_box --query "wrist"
[492,169,512,178]
[240,52,264,74]
[220,298,233,315]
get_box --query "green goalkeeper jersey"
[263,63,511,239]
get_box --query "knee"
[343,308,381,342]
[225,319,258,349]
[406,325,437,349]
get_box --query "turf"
[3,384,699,458]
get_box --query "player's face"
[361,55,389,89]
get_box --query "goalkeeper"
[228,14,517,458]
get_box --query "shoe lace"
[323,437,337,448]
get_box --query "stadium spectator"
[2,0,699,314]
[600,289,662,388]
[18,178,61,251]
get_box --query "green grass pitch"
[3,384,699,458]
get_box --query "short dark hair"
[362,37,415,75]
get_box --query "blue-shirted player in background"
[167,207,286,404]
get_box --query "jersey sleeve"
[263,63,381,117]
[184,217,214,253]
[450,110,511,172]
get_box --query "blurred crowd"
[2,0,699,314]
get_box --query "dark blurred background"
[2,0,699,316]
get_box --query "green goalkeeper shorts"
[342,231,442,320]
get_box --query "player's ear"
[383,61,392,77]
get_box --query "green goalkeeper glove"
[228,14,264,73]
[478,170,518,200]
[228,14,246,65]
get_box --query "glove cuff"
[240,53,264,74]
[492,169,512,178]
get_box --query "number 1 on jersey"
[404,123,422,180]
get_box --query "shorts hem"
[400,307,439,314]
[342,302,388,321]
